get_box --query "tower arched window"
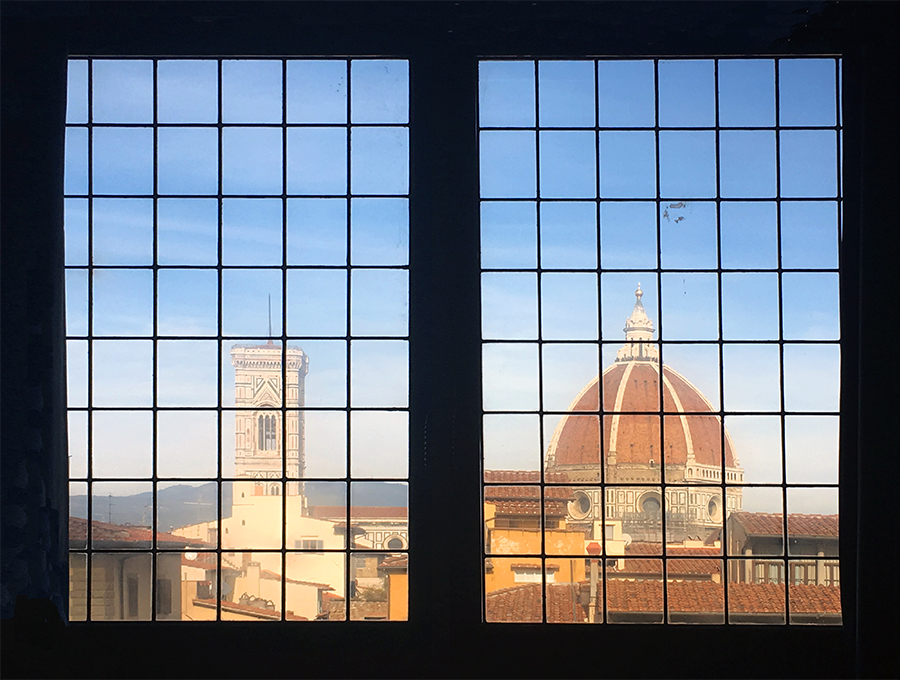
[258,414,277,451]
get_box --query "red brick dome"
[546,284,736,474]
[546,361,737,470]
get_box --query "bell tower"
[231,341,309,495]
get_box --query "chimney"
[246,561,261,597]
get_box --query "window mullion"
[407,44,483,634]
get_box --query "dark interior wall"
[1,2,898,678]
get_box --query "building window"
[127,575,140,619]
[156,578,173,617]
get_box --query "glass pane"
[222,60,282,124]
[479,130,536,199]
[479,61,535,128]
[660,273,718,341]
[599,131,656,198]
[93,128,154,195]
[92,340,153,407]
[719,131,777,198]
[221,270,283,337]
[539,202,596,269]
[90,553,152,620]
[92,410,152,478]
[288,198,347,266]
[158,128,219,196]
[287,270,347,337]
[718,59,775,128]
[93,199,154,265]
[158,60,218,123]
[723,344,780,412]
[222,128,283,195]
[158,269,219,336]
[351,269,408,337]
[287,60,347,124]
[659,201,717,269]
[482,343,539,411]
[720,202,777,270]
[287,128,347,195]
[721,273,780,341]
[157,340,219,407]
[350,341,408,408]
[351,60,408,124]
[658,131,716,198]
[65,127,88,195]
[481,273,537,340]
[157,199,219,266]
[541,344,599,411]
[66,60,88,124]
[483,415,541,474]
[350,411,408,478]
[301,411,347,478]
[539,130,596,199]
[157,410,218,478]
[779,130,838,198]
[599,202,657,270]
[65,199,89,265]
[350,127,408,196]
[350,198,408,266]
[779,59,836,127]
[222,199,282,265]
[92,60,153,123]
[65,269,88,337]
[658,60,714,128]
[481,202,537,269]
[597,60,655,128]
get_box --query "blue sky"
[66,57,839,516]
[478,58,840,515]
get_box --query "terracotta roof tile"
[484,470,571,484]
[258,568,333,589]
[626,542,721,556]
[484,485,573,517]
[485,583,586,623]
[732,512,839,538]
[192,598,307,621]
[485,581,840,621]
[69,516,207,548]
[379,554,408,570]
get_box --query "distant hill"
[70,481,407,530]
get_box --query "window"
[126,576,140,619]
[4,2,898,677]
[478,55,842,625]
[156,578,173,616]
[64,56,410,622]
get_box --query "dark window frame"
[2,2,898,678]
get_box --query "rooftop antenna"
[266,293,276,345]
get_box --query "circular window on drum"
[384,534,406,550]
[568,491,593,520]
[641,495,661,516]
[707,496,722,522]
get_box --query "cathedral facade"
[545,287,744,543]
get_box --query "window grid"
[66,57,410,622]
[479,57,841,624]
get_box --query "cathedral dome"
[546,285,737,475]
[547,362,737,470]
